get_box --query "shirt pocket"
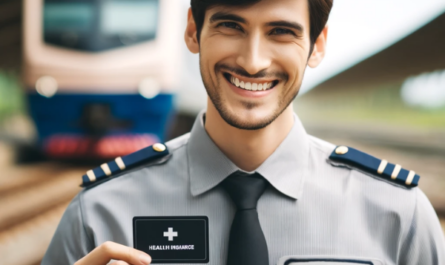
[277,255,386,265]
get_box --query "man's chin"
[219,111,276,131]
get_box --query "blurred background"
[0,0,444,264]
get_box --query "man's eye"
[271,28,295,36]
[218,22,242,30]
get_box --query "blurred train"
[23,0,188,159]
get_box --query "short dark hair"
[191,0,333,49]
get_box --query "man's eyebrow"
[266,20,304,33]
[209,11,247,24]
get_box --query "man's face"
[198,0,312,130]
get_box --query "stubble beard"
[200,61,300,131]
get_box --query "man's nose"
[235,32,272,75]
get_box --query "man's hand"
[74,241,152,265]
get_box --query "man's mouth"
[223,73,279,91]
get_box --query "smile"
[223,73,278,91]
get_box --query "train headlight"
[138,77,160,99]
[36,76,58,98]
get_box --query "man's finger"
[109,261,130,265]
[75,241,151,265]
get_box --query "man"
[42,0,445,264]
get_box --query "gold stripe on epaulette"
[377,160,388,174]
[115,157,126,170]
[86,170,96,182]
[406,170,416,185]
[391,164,402,180]
[101,163,112,176]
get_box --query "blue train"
[23,0,186,159]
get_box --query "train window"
[43,0,159,52]
[101,1,158,35]
[44,3,94,32]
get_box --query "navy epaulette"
[81,143,169,188]
[329,146,420,188]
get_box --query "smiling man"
[42,0,445,265]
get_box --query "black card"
[133,216,209,263]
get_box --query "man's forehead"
[205,0,310,25]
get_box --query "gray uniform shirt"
[42,111,445,265]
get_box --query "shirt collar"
[187,110,310,200]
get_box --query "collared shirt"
[42,111,445,265]
[188,112,308,200]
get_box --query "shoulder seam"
[308,135,335,155]
[169,140,187,153]
[79,191,94,246]
[396,188,418,263]
[311,140,330,154]
[165,133,190,152]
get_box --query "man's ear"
[184,8,199,54]
[308,26,328,68]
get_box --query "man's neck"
[204,99,295,172]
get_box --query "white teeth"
[252,83,258,91]
[229,75,274,91]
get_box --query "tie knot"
[221,171,268,210]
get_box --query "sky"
[300,0,445,94]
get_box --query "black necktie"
[222,171,269,265]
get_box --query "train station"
[1,0,444,264]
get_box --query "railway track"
[0,132,444,265]
[0,142,87,265]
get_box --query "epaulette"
[329,145,420,188]
[81,143,169,188]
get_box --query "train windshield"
[101,2,157,36]
[43,0,159,52]
[44,3,94,32]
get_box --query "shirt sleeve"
[399,188,445,264]
[41,192,94,265]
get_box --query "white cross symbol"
[163,227,178,241]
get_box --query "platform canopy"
[304,11,445,96]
